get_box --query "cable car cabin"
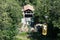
[21,4,34,25]
[24,9,34,17]
[22,4,34,17]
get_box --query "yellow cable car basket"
[42,24,47,36]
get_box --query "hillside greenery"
[0,0,60,40]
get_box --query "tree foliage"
[30,0,60,28]
[0,0,22,40]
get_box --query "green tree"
[29,0,60,28]
[0,0,22,40]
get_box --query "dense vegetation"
[0,0,60,40]
[0,0,22,40]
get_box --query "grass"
[15,32,30,40]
